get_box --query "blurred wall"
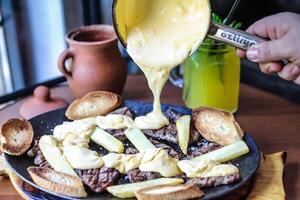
[25,0,66,83]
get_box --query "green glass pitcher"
[170,39,240,112]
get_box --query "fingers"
[277,63,300,81]
[246,40,288,63]
[236,49,246,58]
[293,76,300,85]
[259,62,283,74]
[246,13,289,39]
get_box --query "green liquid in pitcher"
[183,42,240,112]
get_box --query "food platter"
[5,101,260,200]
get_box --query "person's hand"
[236,12,300,84]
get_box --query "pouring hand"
[236,12,300,84]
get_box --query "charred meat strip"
[143,124,178,144]
[189,127,201,144]
[109,107,133,118]
[150,139,184,160]
[186,173,240,188]
[126,168,161,183]
[106,129,126,141]
[34,151,52,169]
[143,124,201,146]
[125,139,183,160]
[164,109,181,123]
[76,167,119,193]
[187,139,222,159]
[125,147,139,155]
[27,139,52,169]
[27,138,40,157]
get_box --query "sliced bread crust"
[1,118,34,156]
[135,184,204,200]
[192,107,244,146]
[66,91,123,120]
[27,166,87,198]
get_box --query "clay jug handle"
[58,49,73,77]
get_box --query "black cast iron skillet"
[5,101,260,200]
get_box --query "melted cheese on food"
[139,148,181,177]
[177,159,239,178]
[96,114,134,129]
[102,148,181,177]
[53,121,96,141]
[102,152,144,173]
[63,145,103,170]
[120,0,210,129]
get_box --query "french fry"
[39,136,77,177]
[192,141,249,163]
[107,178,184,198]
[91,128,124,153]
[176,115,191,155]
[125,127,156,152]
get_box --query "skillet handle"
[207,22,266,50]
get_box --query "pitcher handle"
[169,66,184,88]
[58,49,73,77]
[207,22,266,50]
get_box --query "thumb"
[246,40,287,63]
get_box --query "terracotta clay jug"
[58,25,127,98]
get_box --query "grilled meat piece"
[150,139,184,160]
[125,139,183,160]
[143,124,201,146]
[76,166,119,193]
[125,147,139,154]
[186,173,240,188]
[106,129,126,141]
[33,151,52,169]
[187,139,222,159]
[109,107,133,118]
[27,138,40,157]
[143,124,177,144]
[126,169,161,183]
[189,127,201,144]
[164,109,181,123]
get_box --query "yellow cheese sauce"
[102,148,181,177]
[116,0,210,129]
[96,114,134,129]
[177,159,239,178]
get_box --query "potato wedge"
[91,128,124,153]
[125,127,156,152]
[107,178,184,198]
[135,184,204,200]
[176,115,191,155]
[39,136,77,177]
[192,141,249,163]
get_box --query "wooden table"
[0,75,300,199]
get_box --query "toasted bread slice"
[66,91,122,120]
[135,184,204,200]
[1,118,34,156]
[192,107,244,146]
[27,166,87,198]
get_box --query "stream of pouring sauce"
[122,0,210,129]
